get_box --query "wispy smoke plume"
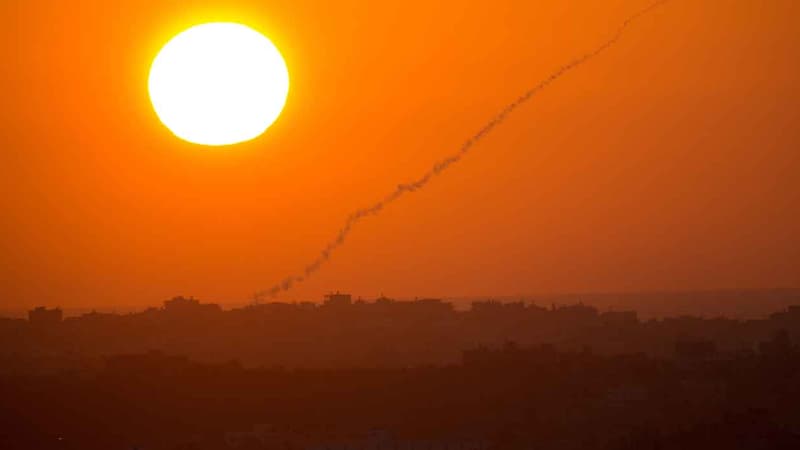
[256,0,670,299]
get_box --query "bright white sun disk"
[149,23,289,146]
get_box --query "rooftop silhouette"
[3,292,800,369]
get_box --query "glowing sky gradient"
[1,0,798,308]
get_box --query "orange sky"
[1,0,798,309]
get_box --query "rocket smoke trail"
[256,0,670,299]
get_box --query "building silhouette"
[27,306,62,328]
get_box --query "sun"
[148,23,289,146]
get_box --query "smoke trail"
[256,0,670,299]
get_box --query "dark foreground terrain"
[2,338,800,449]
[2,294,800,449]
